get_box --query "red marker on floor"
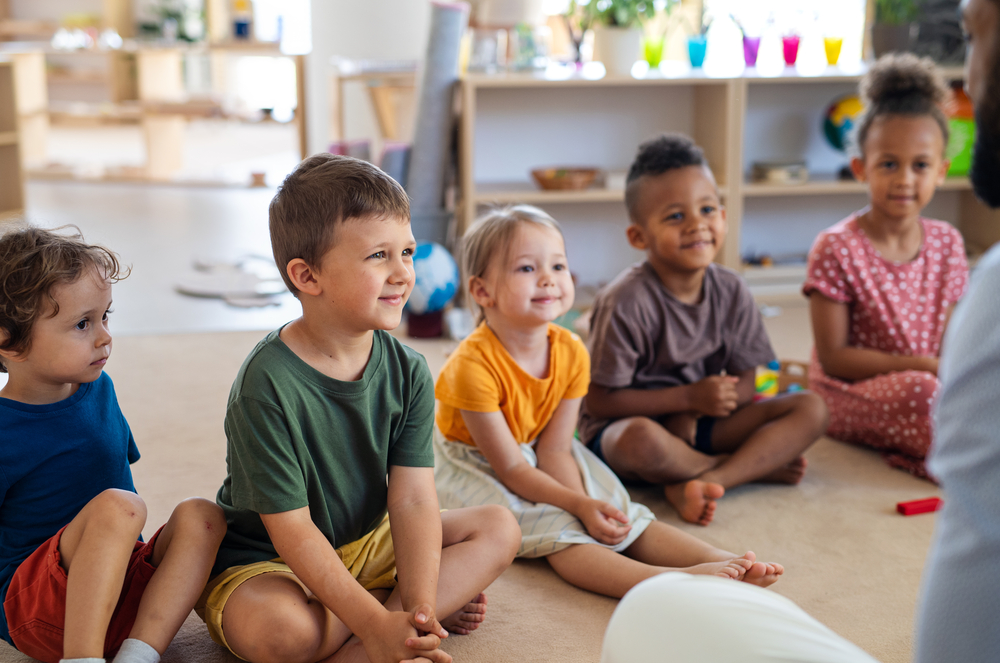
[897,497,943,516]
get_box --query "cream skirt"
[433,428,655,558]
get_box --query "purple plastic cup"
[743,35,761,66]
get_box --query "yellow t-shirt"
[435,322,591,446]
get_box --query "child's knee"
[615,417,669,459]
[791,391,830,432]
[86,488,147,537]
[246,609,325,663]
[171,497,227,543]
[483,504,521,556]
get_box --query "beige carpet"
[1,316,941,663]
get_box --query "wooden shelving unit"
[0,57,24,215]
[457,63,1000,283]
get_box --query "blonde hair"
[461,204,563,324]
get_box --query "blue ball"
[407,242,459,315]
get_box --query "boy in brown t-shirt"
[580,134,829,526]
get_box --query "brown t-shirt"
[578,262,775,444]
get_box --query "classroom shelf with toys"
[457,64,1000,293]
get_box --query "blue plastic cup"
[688,35,708,68]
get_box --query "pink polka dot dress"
[802,213,969,479]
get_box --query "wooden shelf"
[743,176,972,197]
[472,182,732,205]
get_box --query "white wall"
[306,0,431,156]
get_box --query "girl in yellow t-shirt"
[433,205,783,598]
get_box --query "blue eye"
[701,206,716,215]
[517,265,534,273]
[76,319,88,330]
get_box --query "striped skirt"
[433,429,655,558]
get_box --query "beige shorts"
[195,514,397,658]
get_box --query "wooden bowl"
[531,167,600,191]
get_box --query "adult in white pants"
[601,575,877,663]
[604,3,1000,662]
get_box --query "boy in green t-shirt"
[197,154,521,663]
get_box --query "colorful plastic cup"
[782,34,800,65]
[687,35,707,68]
[643,35,665,68]
[824,36,843,65]
[743,35,761,67]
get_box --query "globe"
[407,242,459,315]
[822,95,865,153]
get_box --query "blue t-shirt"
[0,372,139,645]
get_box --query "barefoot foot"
[441,593,487,635]
[664,480,725,525]
[742,558,784,587]
[758,456,808,485]
[683,552,757,581]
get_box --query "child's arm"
[385,465,449,637]
[260,508,445,663]
[534,397,586,493]
[585,376,741,421]
[461,409,631,544]
[811,293,939,380]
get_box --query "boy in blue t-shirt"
[0,227,226,663]
[198,154,521,663]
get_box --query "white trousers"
[602,574,880,663]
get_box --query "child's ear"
[0,332,25,367]
[626,223,648,250]
[937,158,951,184]
[468,276,495,310]
[285,259,322,297]
[849,156,867,182]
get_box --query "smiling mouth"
[91,357,108,366]
[379,294,405,305]
[532,296,560,304]
[682,239,715,250]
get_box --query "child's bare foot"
[684,553,755,580]
[758,456,808,484]
[742,557,784,587]
[441,592,487,635]
[664,480,725,525]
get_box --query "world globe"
[822,95,865,153]
[407,242,459,315]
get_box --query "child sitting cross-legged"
[197,154,521,663]
[433,204,783,599]
[578,134,829,526]
[804,54,969,480]
[0,226,227,663]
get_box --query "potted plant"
[872,0,921,57]
[567,0,656,75]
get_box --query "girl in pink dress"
[803,54,969,479]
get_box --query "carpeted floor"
[1,316,941,663]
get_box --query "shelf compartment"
[743,176,971,197]
[472,182,730,205]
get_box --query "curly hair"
[0,225,128,372]
[625,133,708,221]
[855,53,950,157]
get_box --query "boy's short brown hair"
[269,154,411,295]
[0,225,127,372]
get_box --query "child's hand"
[687,376,740,417]
[578,498,631,545]
[407,603,448,642]
[361,610,451,663]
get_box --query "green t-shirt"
[213,327,436,575]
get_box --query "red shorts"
[4,524,163,663]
